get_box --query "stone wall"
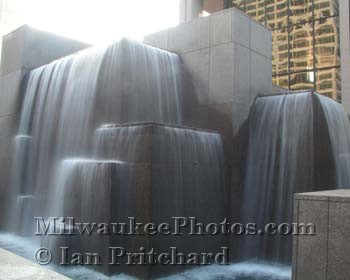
[0,12,273,259]
[145,7,273,233]
[293,190,350,280]
[0,25,89,227]
[145,8,272,135]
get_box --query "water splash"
[0,233,291,280]
[161,262,291,280]
[0,233,138,280]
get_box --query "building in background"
[234,0,342,101]
[1,0,349,109]
[180,0,350,109]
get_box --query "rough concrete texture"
[293,190,350,280]
[0,248,69,280]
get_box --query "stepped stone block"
[210,10,232,46]
[95,122,225,164]
[144,7,272,132]
[47,123,227,279]
[293,190,350,280]
[1,25,89,76]
[144,10,273,221]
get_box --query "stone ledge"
[295,189,350,203]
[0,248,69,279]
[98,121,219,134]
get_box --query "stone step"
[0,248,70,279]
[94,122,224,165]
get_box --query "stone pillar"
[293,190,350,280]
[340,1,350,114]
[145,8,272,169]
[145,8,272,135]
[145,8,273,258]
[0,25,89,228]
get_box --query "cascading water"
[96,42,183,124]
[5,31,349,279]
[241,92,315,263]
[318,94,350,188]
[91,123,227,276]
[4,37,228,278]
[8,48,105,231]
[7,38,184,235]
[242,91,350,264]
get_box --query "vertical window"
[273,74,290,89]
[266,0,288,29]
[289,0,313,24]
[316,67,341,101]
[273,27,289,75]
[290,71,315,90]
[231,0,246,12]
[289,23,314,73]
[246,0,266,24]
[314,16,340,68]
[225,0,341,101]
[314,0,339,19]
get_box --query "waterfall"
[8,39,184,234]
[41,123,226,276]
[6,37,227,278]
[241,92,315,263]
[96,41,183,124]
[317,95,350,188]
[242,91,350,263]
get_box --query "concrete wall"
[0,12,272,259]
[340,1,350,114]
[145,7,272,138]
[92,123,227,278]
[293,190,350,280]
[145,8,273,229]
[0,0,26,63]
[0,25,89,227]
